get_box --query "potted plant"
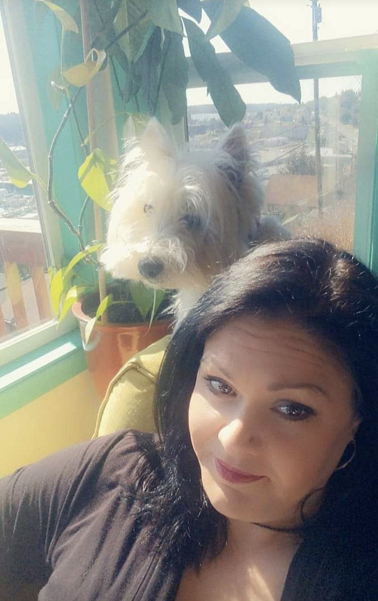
[0,0,300,396]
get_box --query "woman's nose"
[218,414,262,452]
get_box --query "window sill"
[0,329,87,419]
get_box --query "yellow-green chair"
[93,335,170,437]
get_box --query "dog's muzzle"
[138,257,164,279]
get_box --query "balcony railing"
[0,218,52,341]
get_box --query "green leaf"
[78,149,116,211]
[108,42,130,76]
[109,41,143,104]
[59,285,89,322]
[129,281,158,321]
[122,59,141,104]
[112,42,131,73]
[84,294,114,344]
[91,0,124,28]
[161,32,188,124]
[63,243,105,283]
[207,70,246,126]
[184,18,218,79]
[114,0,151,62]
[177,0,202,22]
[63,49,107,87]
[36,0,79,33]
[184,19,246,126]
[149,288,166,325]
[147,0,183,35]
[0,137,34,188]
[49,268,65,316]
[202,2,301,103]
[137,26,162,115]
[132,21,157,62]
[205,0,245,40]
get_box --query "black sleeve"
[0,431,131,587]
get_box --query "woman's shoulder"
[51,429,162,493]
[88,428,160,460]
[0,429,160,510]
[91,429,161,481]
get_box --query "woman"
[1,238,378,600]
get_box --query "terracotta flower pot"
[72,299,172,398]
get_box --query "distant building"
[263,137,290,147]
[261,122,308,142]
[264,174,319,214]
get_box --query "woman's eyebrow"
[200,355,233,380]
[200,358,329,399]
[268,380,329,399]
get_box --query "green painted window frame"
[0,330,86,419]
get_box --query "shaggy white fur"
[101,119,289,324]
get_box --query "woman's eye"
[204,376,235,396]
[274,402,315,422]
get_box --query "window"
[0,5,70,366]
[187,35,378,265]
[0,112,54,345]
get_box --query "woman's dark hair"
[140,238,378,592]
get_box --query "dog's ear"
[140,118,176,168]
[218,124,249,187]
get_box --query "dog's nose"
[138,258,164,279]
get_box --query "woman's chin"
[202,476,262,522]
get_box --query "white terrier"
[102,119,288,324]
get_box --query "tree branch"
[47,88,84,244]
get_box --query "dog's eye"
[144,204,153,214]
[181,214,202,230]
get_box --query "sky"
[1,1,378,114]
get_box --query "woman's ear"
[351,414,362,438]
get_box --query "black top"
[0,431,181,600]
[0,430,377,600]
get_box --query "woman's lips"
[215,458,264,484]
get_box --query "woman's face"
[188,316,361,528]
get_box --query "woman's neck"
[226,519,301,558]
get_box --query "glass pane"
[188,74,360,253]
[0,15,53,345]
[233,1,378,44]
